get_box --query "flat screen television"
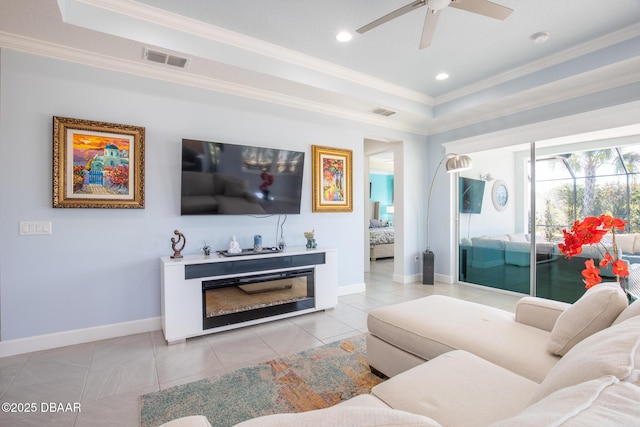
[181,139,305,215]
[459,177,485,214]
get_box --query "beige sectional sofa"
[162,284,640,426]
[366,294,564,382]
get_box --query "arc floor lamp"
[424,153,472,284]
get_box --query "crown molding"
[0,31,429,135]
[435,23,640,106]
[74,0,433,106]
[428,57,640,136]
[442,100,640,154]
[4,28,635,140]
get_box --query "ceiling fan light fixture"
[336,31,353,42]
[427,0,452,11]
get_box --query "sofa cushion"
[224,177,248,197]
[516,297,570,333]
[367,295,559,382]
[504,241,531,266]
[613,300,640,326]
[181,171,215,196]
[533,316,640,403]
[335,394,392,409]
[490,376,640,427]
[232,405,443,427]
[471,237,505,248]
[616,234,636,254]
[508,233,528,243]
[634,234,640,254]
[159,416,212,427]
[372,350,538,427]
[547,283,628,356]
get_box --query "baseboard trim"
[337,282,366,296]
[390,272,453,285]
[0,317,162,358]
[393,273,419,284]
[435,273,453,284]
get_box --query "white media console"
[161,247,338,344]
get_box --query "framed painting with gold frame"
[52,116,145,208]
[311,145,353,212]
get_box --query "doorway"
[366,148,395,271]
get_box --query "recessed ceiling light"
[531,31,550,44]
[336,31,353,42]
[435,73,449,81]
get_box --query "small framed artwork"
[311,145,353,212]
[52,116,145,208]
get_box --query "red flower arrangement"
[558,214,629,289]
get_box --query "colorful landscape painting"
[311,145,352,212]
[322,156,345,203]
[71,133,131,195]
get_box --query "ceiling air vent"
[369,107,396,117]
[143,48,190,69]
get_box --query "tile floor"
[0,259,521,427]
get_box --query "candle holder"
[253,234,263,252]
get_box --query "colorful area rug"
[139,334,383,427]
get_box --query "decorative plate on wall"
[492,179,509,211]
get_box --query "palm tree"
[536,146,640,233]
[565,149,614,217]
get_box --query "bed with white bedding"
[369,220,394,260]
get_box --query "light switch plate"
[19,221,52,235]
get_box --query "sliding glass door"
[457,132,640,303]
[457,146,532,296]
[534,140,640,302]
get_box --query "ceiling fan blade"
[357,0,426,33]
[419,8,441,49]
[449,0,512,20]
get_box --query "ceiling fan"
[356,0,513,49]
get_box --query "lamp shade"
[445,155,472,173]
[387,205,395,214]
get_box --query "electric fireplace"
[202,268,315,329]
[161,248,337,344]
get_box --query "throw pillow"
[532,316,640,403]
[490,376,640,427]
[369,218,382,228]
[613,299,640,326]
[460,237,472,246]
[547,283,628,356]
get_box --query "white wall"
[396,140,428,282]
[458,149,517,239]
[0,49,426,342]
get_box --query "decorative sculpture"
[170,229,186,259]
[228,236,242,254]
[202,240,211,256]
[304,229,317,249]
